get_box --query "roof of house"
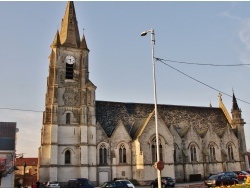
[15,158,38,166]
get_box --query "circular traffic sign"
[157,161,164,171]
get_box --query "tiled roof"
[96,101,230,139]
[15,158,38,166]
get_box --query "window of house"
[66,113,70,124]
[151,137,163,163]
[209,144,216,161]
[65,150,71,164]
[99,144,108,165]
[228,144,234,160]
[119,144,126,163]
[190,144,197,162]
[65,63,74,79]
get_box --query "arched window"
[119,144,126,163]
[99,144,108,165]
[65,63,74,79]
[173,144,178,163]
[151,137,163,163]
[209,145,216,161]
[190,144,197,162]
[66,113,71,124]
[65,150,71,164]
[228,143,234,160]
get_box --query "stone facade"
[38,1,248,186]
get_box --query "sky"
[0,1,250,157]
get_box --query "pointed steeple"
[232,92,240,111]
[50,30,61,47]
[80,34,89,51]
[60,1,80,48]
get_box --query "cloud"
[238,19,250,65]
[219,2,242,21]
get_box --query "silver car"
[47,181,60,188]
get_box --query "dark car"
[98,181,127,188]
[217,171,238,179]
[115,180,135,188]
[68,178,94,188]
[233,171,250,180]
[204,174,239,187]
[150,177,175,188]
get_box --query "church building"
[38,1,248,185]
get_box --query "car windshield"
[208,175,218,179]
[119,180,130,184]
[100,182,110,187]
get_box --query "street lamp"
[140,29,161,188]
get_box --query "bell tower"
[38,1,97,183]
[231,92,248,170]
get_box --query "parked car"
[68,178,94,188]
[217,171,238,179]
[46,181,60,188]
[98,181,127,188]
[115,180,135,188]
[150,177,175,188]
[233,171,250,180]
[204,174,239,187]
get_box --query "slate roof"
[96,101,230,139]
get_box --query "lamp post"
[141,29,161,188]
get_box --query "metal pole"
[150,29,161,188]
[141,29,162,188]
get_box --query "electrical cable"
[0,107,42,112]
[156,57,250,66]
[156,58,250,105]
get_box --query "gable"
[111,120,132,142]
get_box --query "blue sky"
[0,1,250,157]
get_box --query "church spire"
[232,92,240,111]
[59,1,80,48]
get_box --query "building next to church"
[38,1,248,185]
[0,122,17,188]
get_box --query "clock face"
[65,55,75,64]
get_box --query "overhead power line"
[156,58,250,66]
[156,58,250,105]
[0,107,42,112]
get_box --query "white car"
[47,181,60,188]
[116,180,135,188]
